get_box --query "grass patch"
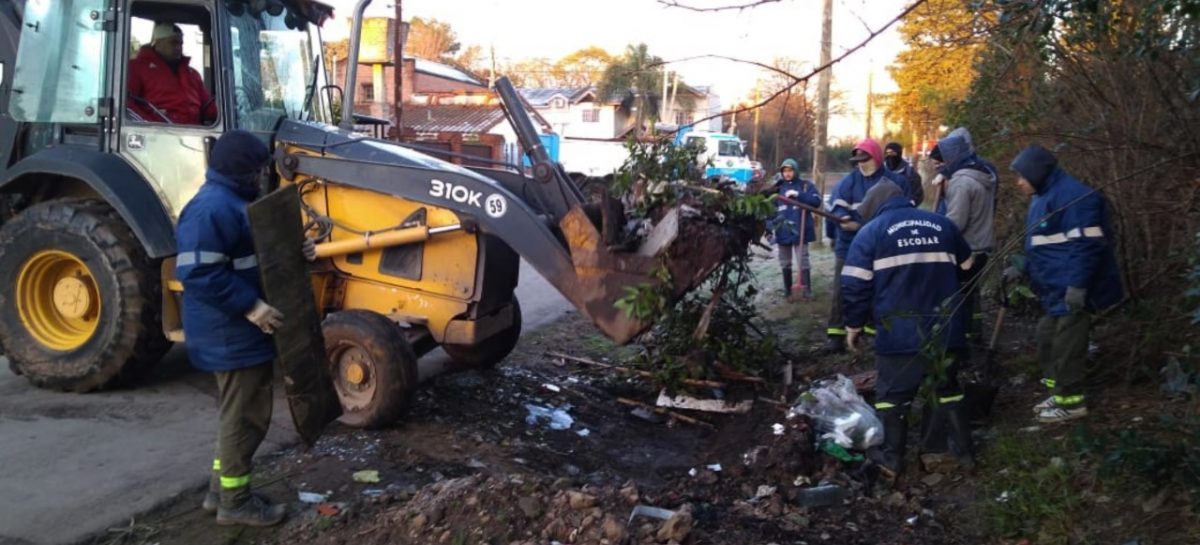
[977,428,1091,544]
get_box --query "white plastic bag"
[790,374,882,450]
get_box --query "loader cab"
[0,0,333,393]
[5,0,331,216]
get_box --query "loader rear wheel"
[0,198,170,391]
[442,299,522,369]
[322,310,418,429]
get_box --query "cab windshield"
[227,6,325,130]
[717,139,744,158]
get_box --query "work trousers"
[874,352,963,411]
[960,253,989,344]
[777,242,811,270]
[827,255,846,337]
[1035,313,1090,407]
[210,362,274,508]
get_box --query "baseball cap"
[848,148,872,163]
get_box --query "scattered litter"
[791,375,882,449]
[361,488,384,498]
[819,440,865,463]
[525,403,574,430]
[742,446,768,466]
[466,458,487,469]
[906,514,919,526]
[1132,416,1144,422]
[352,470,380,483]
[793,475,812,487]
[996,491,1011,503]
[317,503,342,517]
[688,468,697,477]
[1020,425,1042,433]
[543,383,562,393]
[753,485,777,500]
[796,484,848,507]
[630,407,666,424]
[772,423,785,435]
[628,504,676,526]
[706,463,723,472]
[655,389,753,414]
[1161,356,1197,396]
[298,491,327,504]
[576,428,591,437]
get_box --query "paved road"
[0,261,571,545]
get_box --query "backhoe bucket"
[557,205,731,345]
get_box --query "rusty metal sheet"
[247,186,341,446]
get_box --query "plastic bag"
[791,374,882,450]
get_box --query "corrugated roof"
[519,87,590,107]
[401,105,507,133]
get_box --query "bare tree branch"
[656,0,783,12]
[668,0,929,133]
[646,54,806,82]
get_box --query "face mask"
[858,159,878,177]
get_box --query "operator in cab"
[128,22,218,125]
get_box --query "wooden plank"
[247,186,341,446]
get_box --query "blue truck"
[675,127,756,185]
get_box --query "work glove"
[1002,266,1024,283]
[245,299,284,335]
[784,189,800,199]
[302,238,318,262]
[1064,286,1087,314]
[846,326,863,352]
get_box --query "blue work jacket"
[841,198,973,355]
[769,178,821,245]
[830,168,911,258]
[176,170,275,371]
[1024,169,1123,316]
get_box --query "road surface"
[0,261,571,545]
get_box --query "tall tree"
[555,47,614,87]
[885,0,994,144]
[406,17,461,61]
[598,44,668,136]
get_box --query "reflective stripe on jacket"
[1024,168,1123,316]
[176,170,274,371]
[841,197,973,355]
[830,168,911,257]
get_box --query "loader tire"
[442,299,522,369]
[0,198,170,392]
[323,310,418,429]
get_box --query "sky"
[322,0,909,141]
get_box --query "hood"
[1011,144,1059,192]
[852,138,884,166]
[779,158,799,171]
[948,127,975,153]
[936,135,976,178]
[211,129,270,185]
[859,179,905,222]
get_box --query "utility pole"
[391,0,404,137]
[812,0,833,245]
[865,68,874,138]
[752,81,761,159]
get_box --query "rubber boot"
[781,267,793,297]
[801,268,813,299]
[202,473,219,514]
[867,409,908,483]
[216,490,286,527]
[919,401,975,472]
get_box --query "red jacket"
[127,46,217,125]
